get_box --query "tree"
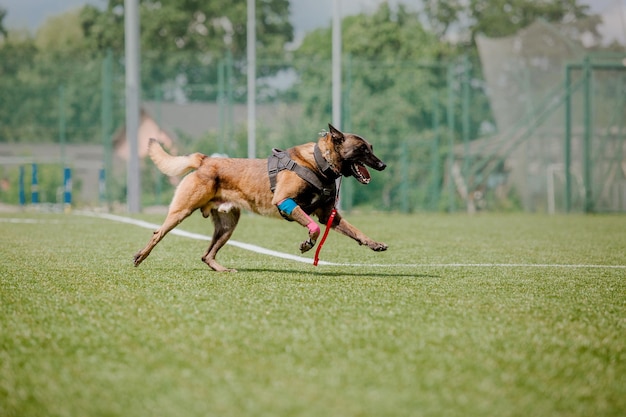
[0,0,296,145]
[81,0,291,57]
[422,0,464,41]
[80,0,294,101]
[295,3,452,131]
[0,7,7,39]
[423,0,596,45]
[36,10,87,54]
[0,10,111,144]
[0,35,39,142]
[293,3,458,210]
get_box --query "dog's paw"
[368,241,388,252]
[300,239,315,253]
[133,252,144,266]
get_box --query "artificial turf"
[1,211,624,416]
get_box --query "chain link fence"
[1,23,624,213]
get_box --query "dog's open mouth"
[351,163,371,184]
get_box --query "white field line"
[0,218,63,224]
[70,211,626,270]
[328,263,626,269]
[76,211,331,265]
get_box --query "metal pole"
[31,164,39,204]
[564,65,572,212]
[247,0,256,159]
[125,0,141,213]
[583,56,593,213]
[218,59,225,155]
[400,140,409,213]
[153,86,162,205]
[462,55,471,180]
[101,49,113,205]
[332,0,342,209]
[430,92,441,211]
[59,85,66,167]
[19,166,25,206]
[332,0,342,127]
[226,50,234,150]
[447,63,456,213]
[342,53,353,211]
[63,167,72,213]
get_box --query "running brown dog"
[133,124,388,272]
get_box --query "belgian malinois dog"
[133,124,387,272]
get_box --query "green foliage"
[0,2,296,180]
[0,0,601,211]
[0,6,7,39]
[35,10,87,53]
[0,164,64,205]
[468,0,593,40]
[0,37,36,142]
[80,0,293,101]
[0,0,294,145]
[423,0,596,44]
[81,0,292,59]
[292,4,463,210]
[295,3,452,128]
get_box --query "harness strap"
[313,143,340,181]
[267,148,334,197]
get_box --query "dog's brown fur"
[133,124,388,272]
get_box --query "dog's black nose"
[378,161,387,170]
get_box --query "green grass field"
[1,210,625,417]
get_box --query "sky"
[2,0,625,45]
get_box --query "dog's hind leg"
[133,173,211,267]
[133,206,195,267]
[201,207,241,272]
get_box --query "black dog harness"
[267,144,340,206]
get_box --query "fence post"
[99,168,106,204]
[342,54,354,212]
[583,56,593,213]
[462,55,471,181]
[19,166,25,207]
[447,63,456,213]
[63,167,72,213]
[400,139,409,213]
[59,85,67,166]
[226,50,234,155]
[564,64,572,213]
[31,164,39,205]
[218,58,226,155]
[102,49,113,205]
[430,92,441,211]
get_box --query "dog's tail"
[148,138,205,177]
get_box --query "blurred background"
[0,0,625,213]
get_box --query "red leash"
[313,208,336,266]
[313,178,342,266]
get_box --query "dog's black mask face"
[329,124,386,185]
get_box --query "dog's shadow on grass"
[236,268,439,279]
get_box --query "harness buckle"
[285,159,296,171]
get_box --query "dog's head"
[327,124,386,184]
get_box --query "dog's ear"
[328,123,344,144]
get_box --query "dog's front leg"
[328,212,388,252]
[277,198,320,252]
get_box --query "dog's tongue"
[357,164,370,180]
[353,163,371,184]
